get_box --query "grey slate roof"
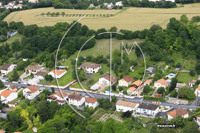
[138,103,159,111]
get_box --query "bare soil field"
[4,4,200,31]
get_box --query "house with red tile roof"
[48,69,67,79]
[118,75,134,87]
[85,97,99,109]
[127,80,144,96]
[25,64,42,74]
[144,79,153,86]
[28,0,38,3]
[1,63,17,75]
[68,94,85,107]
[80,62,101,73]
[167,108,189,120]
[47,91,68,105]
[13,4,23,9]
[99,74,117,86]
[9,85,18,91]
[189,80,196,88]
[0,90,18,104]
[154,79,168,89]
[0,129,5,133]
[154,93,162,98]
[116,100,139,112]
[23,85,41,100]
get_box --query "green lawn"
[0,33,24,46]
[53,70,75,86]
[23,74,34,80]
[4,70,24,82]
[167,52,184,65]
[139,117,153,124]
[136,127,149,133]
[177,72,198,84]
[10,97,21,103]
[22,129,34,133]
[182,60,197,70]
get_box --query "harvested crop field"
[4,4,200,31]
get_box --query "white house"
[144,79,153,86]
[4,5,13,9]
[189,80,196,88]
[115,1,123,6]
[0,90,18,104]
[8,1,15,6]
[127,80,143,96]
[1,63,17,75]
[18,0,23,3]
[118,75,134,87]
[107,3,113,8]
[154,78,168,89]
[195,115,200,129]
[0,2,2,6]
[197,84,200,97]
[9,85,18,91]
[47,91,68,105]
[25,65,42,74]
[167,108,189,121]
[23,85,40,100]
[165,0,175,2]
[116,100,139,112]
[28,0,38,3]
[34,71,48,81]
[13,4,23,9]
[23,58,28,61]
[146,67,155,73]
[80,62,101,74]
[136,103,159,117]
[99,74,117,86]
[85,97,98,109]
[48,69,67,79]
[68,94,85,107]
[8,102,17,107]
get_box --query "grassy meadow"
[4,4,200,31]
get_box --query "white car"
[174,102,179,105]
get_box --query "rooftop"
[85,97,97,103]
[167,108,189,118]
[120,75,134,83]
[80,62,101,68]
[50,69,66,76]
[0,90,17,98]
[155,79,168,87]
[138,103,159,110]
[116,100,138,108]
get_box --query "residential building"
[127,80,142,95]
[198,84,200,97]
[189,80,196,88]
[146,67,155,73]
[34,71,48,80]
[154,79,168,89]
[154,93,162,98]
[47,91,68,105]
[0,90,18,104]
[118,75,134,87]
[175,83,188,92]
[195,115,200,129]
[18,0,23,3]
[8,1,15,6]
[130,65,134,71]
[25,65,42,74]
[99,74,117,86]
[48,69,67,79]
[13,4,23,9]
[8,102,17,107]
[68,94,85,107]
[1,63,17,75]
[144,79,153,86]
[4,5,13,9]
[136,103,159,117]
[85,97,99,109]
[23,85,40,100]
[116,100,139,112]
[28,0,38,3]
[23,58,28,61]
[80,62,101,73]
[167,108,189,121]
[9,85,18,91]
[115,1,123,6]
[0,2,2,6]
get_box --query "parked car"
[174,102,179,105]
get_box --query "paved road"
[3,82,200,110]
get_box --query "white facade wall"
[1,64,16,75]
[69,97,85,107]
[116,104,139,112]
[154,83,166,89]
[82,66,101,73]
[136,107,159,116]
[85,101,99,109]
[48,71,67,79]
[1,93,17,104]
[118,79,128,87]
[23,88,40,100]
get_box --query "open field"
[4,4,200,31]
[182,60,197,70]
[177,72,198,83]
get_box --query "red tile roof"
[120,75,134,83]
[10,85,17,89]
[50,69,66,76]
[85,97,97,103]
[0,90,16,97]
[167,108,189,118]
[80,62,101,68]
[68,94,84,101]
[198,84,200,90]
[154,93,162,98]
[26,85,39,94]
[155,79,168,87]
[100,74,117,84]
[144,79,153,84]
[53,91,68,99]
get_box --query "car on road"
[174,102,179,105]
